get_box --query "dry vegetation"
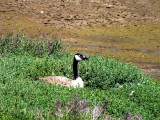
[0,0,160,78]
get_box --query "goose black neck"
[73,58,79,79]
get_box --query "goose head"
[74,53,89,62]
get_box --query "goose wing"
[39,76,73,87]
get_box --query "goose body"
[40,76,83,88]
[40,53,88,88]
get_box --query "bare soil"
[1,0,159,29]
[0,0,160,79]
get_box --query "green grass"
[0,34,160,119]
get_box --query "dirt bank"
[0,0,160,79]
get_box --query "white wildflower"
[137,83,141,86]
[116,83,120,86]
[129,91,135,96]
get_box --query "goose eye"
[81,55,84,58]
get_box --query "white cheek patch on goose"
[75,55,82,61]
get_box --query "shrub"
[0,33,63,57]
[79,55,150,89]
[0,33,160,119]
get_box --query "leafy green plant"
[79,55,150,89]
[0,33,160,120]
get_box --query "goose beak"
[83,56,89,60]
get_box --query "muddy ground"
[0,0,160,79]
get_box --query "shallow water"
[82,45,160,54]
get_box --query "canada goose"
[40,53,89,88]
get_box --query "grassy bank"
[0,34,160,119]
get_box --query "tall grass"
[0,33,160,119]
[0,33,63,57]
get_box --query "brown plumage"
[40,76,73,87]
